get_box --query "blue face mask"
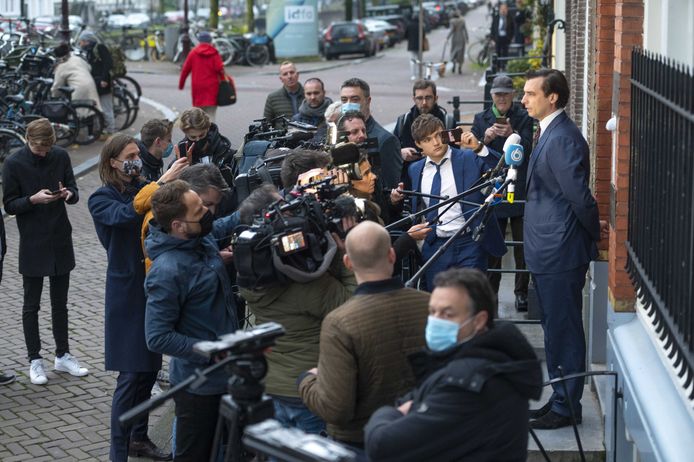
[162,143,174,158]
[425,315,476,352]
[341,102,361,113]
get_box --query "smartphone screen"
[440,128,463,143]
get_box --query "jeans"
[110,371,158,462]
[272,398,325,434]
[199,106,217,123]
[173,391,222,462]
[100,93,116,132]
[22,273,70,362]
[487,216,529,297]
[410,51,419,78]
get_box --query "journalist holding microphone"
[390,114,506,290]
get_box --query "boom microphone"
[503,142,524,203]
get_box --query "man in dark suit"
[472,75,533,312]
[491,3,515,67]
[390,114,506,290]
[340,78,402,190]
[521,69,606,429]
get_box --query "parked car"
[363,18,397,48]
[423,1,450,27]
[321,21,376,60]
[374,15,408,42]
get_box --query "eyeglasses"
[414,96,435,102]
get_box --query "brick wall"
[608,0,643,310]
[565,0,587,127]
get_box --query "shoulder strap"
[396,112,408,139]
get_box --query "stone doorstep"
[129,400,175,462]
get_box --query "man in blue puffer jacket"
[144,179,239,462]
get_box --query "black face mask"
[197,210,214,238]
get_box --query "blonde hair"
[178,107,211,132]
[25,118,56,147]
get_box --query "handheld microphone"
[483,133,522,181]
[503,142,524,203]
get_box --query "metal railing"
[626,48,694,401]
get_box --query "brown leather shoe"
[128,438,172,461]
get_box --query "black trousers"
[488,216,529,297]
[173,390,222,462]
[110,371,158,462]
[22,273,70,362]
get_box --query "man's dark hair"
[238,184,280,225]
[340,78,370,98]
[337,111,366,132]
[433,268,496,328]
[140,119,173,148]
[280,149,332,189]
[151,180,191,232]
[179,164,229,195]
[304,77,325,91]
[526,68,570,109]
[412,79,437,96]
[411,113,445,143]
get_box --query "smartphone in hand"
[440,127,463,143]
[495,117,508,125]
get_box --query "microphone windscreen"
[504,143,524,167]
[502,133,521,153]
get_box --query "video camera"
[233,170,364,290]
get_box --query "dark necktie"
[532,125,542,150]
[426,158,448,223]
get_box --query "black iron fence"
[626,48,694,400]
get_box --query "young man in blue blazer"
[391,114,506,290]
[521,69,608,429]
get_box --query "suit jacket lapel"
[526,111,567,187]
[411,159,426,212]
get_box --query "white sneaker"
[30,359,48,385]
[54,353,89,377]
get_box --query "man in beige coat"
[298,221,430,448]
[51,43,101,111]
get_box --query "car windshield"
[331,24,359,38]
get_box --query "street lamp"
[181,0,192,59]
[59,0,70,42]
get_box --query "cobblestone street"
[0,168,172,461]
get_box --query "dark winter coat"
[144,217,239,395]
[176,123,234,169]
[263,84,304,128]
[471,102,534,218]
[2,145,78,277]
[88,181,162,372]
[406,19,425,52]
[137,141,164,182]
[0,213,6,283]
[364,322,543,462]
[366,116,403,190]
[86,43,113,95]
[178,42,225,107]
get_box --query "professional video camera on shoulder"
[233,171,361,290]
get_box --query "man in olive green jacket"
[238,183,356,435]
[263,61,304,128]
[298,221,430,446]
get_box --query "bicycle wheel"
[213,38,234,66]
[120,88,139,130]
[123,37,146,61]
[227,38,245,65]
[116,76,142,101]
[112,91,131,132]
[245,44,269,67]
[71,102,104,145]
[467,39,486,66]
[37,103,79,147]
[0,128,25,180]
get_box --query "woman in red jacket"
[179,32,225,122]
